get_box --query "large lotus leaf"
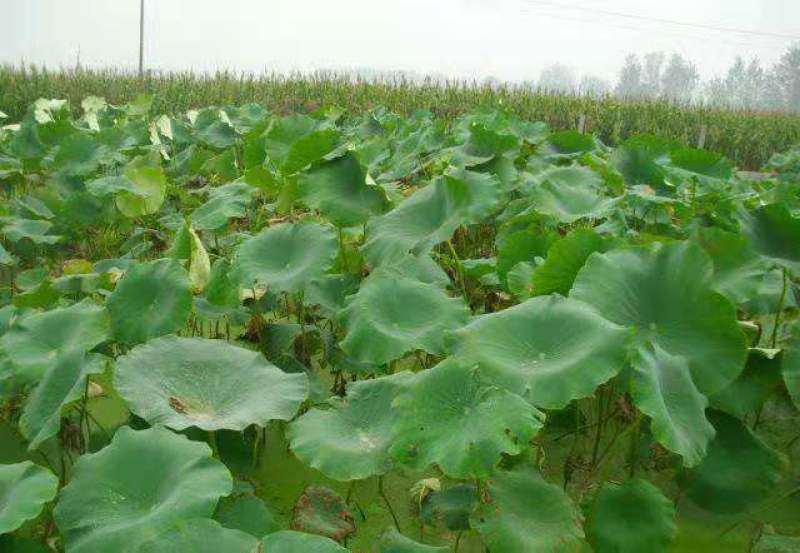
[447,295,629,409]
[495,229,558,283]
[362,169,502,267]
[543,130,598,158]
[1,218,60,245]
[378,529,449,552]
[191,183,255,231]
[629,342,714,467]
[451,123,520,166]
[710,348,784,418]
[264,114,318,165]
[784,327,800,409]
[51,132,105,176]
[297,152,388,227]
[115,336,307,431]
[684,411,786,514]
[471,466,584,553]
[570,241,748,396]
[0,461,58,534]
[232,222,337,294]
[611,135,672,188]
[291,486,355,542]
[532,229,612,296]
[741,204,800,273]
[0,299,109,387]
[115,166,167,218]
[529,171,618,223]
[282,129,341,174]
[106,258,192,345]
[586,479,676,553]
[339,271,470,365]
[19,352,106,450]
[288,371,414,481]
[138,519,257,553]
[390,360,544,479]
[669,147,732,180]
[86,175,151,198]
[54,426,232,553]
[260,530,348,553]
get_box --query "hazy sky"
[2,0,798,83]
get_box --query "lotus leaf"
[260,530,348,553]
[0,462,58,534]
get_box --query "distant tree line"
[531,43,800,112]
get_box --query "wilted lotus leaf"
[106,258,192,345]
[232,221,337,294]
[191,183,255,231]
[137,518,257,553]
[528,167,618,223]
[54,426,232,553]
[288,371,414,481]
[115,165,167,218]
[0,299,109,387]
[291,486,355,542]
[20,352,107,450]
[586,479,676,553]
[362,169,502,267]
[741,203,800,273]
[115,336,308,431]
[377,529,449,552]
[448,295,629,409]
[390,359,544,479]
[339,271,470,365]
[685,411,786,514]
[260,530,348,553]
[0,461,58,534]
[471,466,584,553]
[297,152,388,227]
[571,241,748,396]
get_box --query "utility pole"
[138,0,145,76]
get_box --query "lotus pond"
[0,97,798,552]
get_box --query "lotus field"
[1,97,799,552]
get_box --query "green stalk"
[770,267,789,348]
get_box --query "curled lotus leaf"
[288,371,415,481]
[260,530,349,553]
[54,426,233,553]
[586,479,676,553]
[106,258,192,345]
[339,271,470,365]
[115,336,308,432]
[232,221,338,295]
[447,295,629,409]
[470,466,584,553]
[0,461,58,534]
[390,359,544,479]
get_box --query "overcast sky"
[1,0,798,83]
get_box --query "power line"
[523,0,800,41]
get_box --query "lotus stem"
[378,475,401,532]
[769,267,789,349]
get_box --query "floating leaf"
[448,295,629,409]
[0,462,58,534]
[115,336,307,431]
[215,493,280,539]
[390,359,544,479]
[260,530,348,553]
[54,427,232,553]
[339,271,470,365]
[291,487,355,542]
[106,258,192,345]
[471,466,584,552]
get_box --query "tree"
[774,43,800,111]
[616,54,643,99]
[579,75,611,98]
[642,52,665,97]
[538,64,577,94]
[661,54,700,103]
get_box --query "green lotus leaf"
[447,295,629,409]
[471,466,584,553]
[377,529,448,552]
[54,426,232,553]
[107,258,192,345]
[0,461,58,534]
[1,218,60,245]
[684,411,786,514]
[532,229,612,296]
[669,147,732,179]
[282,129,341,174]
[495,229,557,283]
[297,152,388,227]
[232,222,338,295]
[288,371,414,481]
[260,530,348,553]
[137,518,258,553]
[291,486,355,542]
[115,336,307,431]
[629,342,714,467]
[784,326,800,409]
[586,479,676,553]
[264,114,318,165]
[611,135,672,187]
[741,203,800,273]
[215,493,280,538]
[362,169,502,267]
[115,166,167,218]
[19,352,106,450]
[753,533,800,552]
[420,484,477,531]
[390,359,544,479]
[305,274,360,317]
[51,132,105,176]
[544,130,598,158]
[529,168,618,223]
[191,183,255,231]
[0,299,109,387]
[570,241,748,396]
[452,123,520,166]
[710,348,784,418]
[86,175,151,198]
[339,271,470,365]
[0,243,15,266]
